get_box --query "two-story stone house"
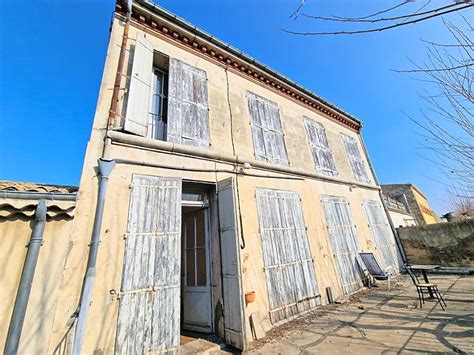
[49,1,401,353]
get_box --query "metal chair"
[359,252,397,291]
[405,264,447,310]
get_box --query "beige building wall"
[0,199,75,354]
[48,9,395,353]
[389,210,417,228]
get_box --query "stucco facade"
[42,1,401,353]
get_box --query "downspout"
[358,134,407,264]
[72,159,115,355]
[4,199,47,355]
[72,4,129,352]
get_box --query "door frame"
[181,196,214,333]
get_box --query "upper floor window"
[341,133,370,183]
[124,33,210,148]
[247,92,289,166]
[303,118,337,176]
[148,68,168,141]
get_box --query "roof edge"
[119,0,362,131]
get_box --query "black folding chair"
[405,264,447,310]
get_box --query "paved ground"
[248,275,474,354]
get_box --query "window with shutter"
[341,134,371,183]
[247,92,289,166]
[304,118,338,176]
[168,58,210,148]
[363,200,399,271]
[124,33,154,137]
[321,195,363,296]
[256,188,320,323]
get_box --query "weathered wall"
[0,200,75,354]
[398,220,474,267]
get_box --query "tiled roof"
[0,180,78,194]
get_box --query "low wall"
[398,220,474,267]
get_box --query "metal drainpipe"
[358,134,407,264]
[4,199,47,355]
[72,159,115,355]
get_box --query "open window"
[124,33,211,148]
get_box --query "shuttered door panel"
[363,200,399,271]
[116,175,181,354]
[341,134,370,183]
[321,196,363,296]
[217,178,245,350]
[256,188,320,323]
[168,58,210,148]
[124,33,153,137]
[304,118,337,176]
[247,92,289,166]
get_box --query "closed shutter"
[115,175,182,354]
[321,195,363,296]
[217,178,245,349]
[256,188,320,323]
[168,58,210,148]
[341,134,370,183]
[124,33,154,136]
[303,118,337,176]
[363,200,399,271]
[247,92,289,166]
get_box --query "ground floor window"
[255,188,320,323]
[321,195,363,296]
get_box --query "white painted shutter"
[217,178,245,349]
[123,33,153,136]
[304,118,337,176]
[341,134,370,183]
[115,175,182,354]
[168,58,210,148]
[247,92,289,166]
[321,195,363,295]
[256,188,320,323]
[363,200,399,271]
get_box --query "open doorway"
[181,187,213,334]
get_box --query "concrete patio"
[248,274,474,354]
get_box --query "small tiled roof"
[0,180,78,194]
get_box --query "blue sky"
[0,1,471,213]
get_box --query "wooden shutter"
[115,175,182,354]
[255,188,320,323]
[341,134,370,183]
[124,33,153,137]
[217,178,245,349]
[247,92,289,166]
[363,200,399,271]
[321,195,363,296]
[168,58,210,148]
[304,118,337,176]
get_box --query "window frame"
[303,117,338,176]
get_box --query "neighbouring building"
[0,181,77,354]
[382,184,440,225]
[3,1,402,353]
[382,193,417,228]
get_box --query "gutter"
[108,130,380,191]
[0,191,77,201]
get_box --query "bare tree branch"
[301,2,458,24]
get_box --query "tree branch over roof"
[283,1,473,36]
